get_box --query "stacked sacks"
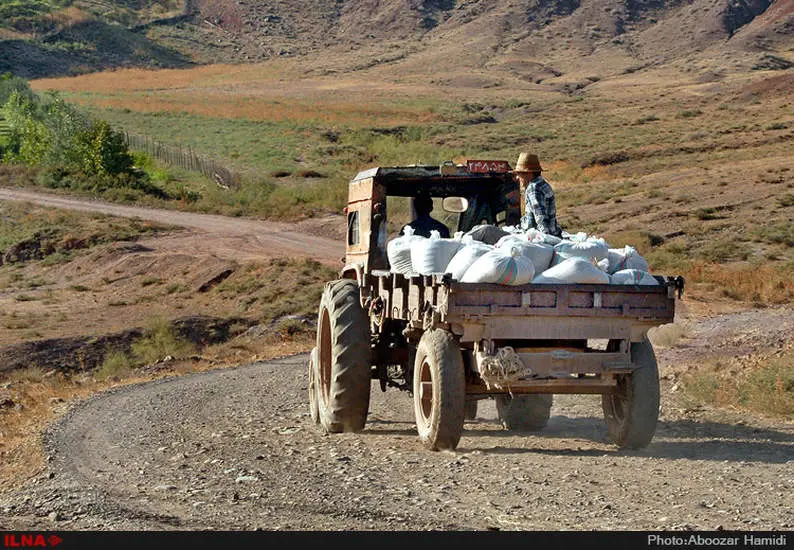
[411,230,464,275]
[528,229,563,245]
[461,245,535,285]
[390,223,657,286]
[446,236,493,280]
[532,257,610,284]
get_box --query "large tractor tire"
[495,394,553,431]
[602,338,660,449]
[316,280,372,433]
[413,329,466,451]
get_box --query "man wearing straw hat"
[513,152,562,237]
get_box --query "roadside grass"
[681,352,794,419]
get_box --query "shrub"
[131,318,196,365]
[74,119,134,176]
[2,84,140,189]
[95,351,133,381]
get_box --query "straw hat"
[513,152,543,173]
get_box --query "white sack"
[387,225,424,274]
[532,257,610,284]
[411,230,464,275]
[553,238,609,266]
[461,246,535,285]
[503,241,555,272]
[610,269,659,286]
[446,238,493,280]
[607,246,650,274]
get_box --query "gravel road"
[1,339,791,531]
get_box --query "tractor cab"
[343,160,520,279]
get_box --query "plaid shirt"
[521,176,562,237]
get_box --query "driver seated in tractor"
[402,193,450,238]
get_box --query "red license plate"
[466,160,511,173]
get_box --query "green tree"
[1,89,50,165]
[75,120,133,176]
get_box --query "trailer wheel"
[495,394,553,431]
[602,338,660,449]
[308,347,320,424]
[316,280,372,433]
[413,329,466,451]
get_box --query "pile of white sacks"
[387,224,657,286]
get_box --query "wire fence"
[122,131,241,190]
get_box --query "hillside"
[1,0,792,79]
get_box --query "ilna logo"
[3,534,63,548]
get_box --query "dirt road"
[0,187,345,265]
[1,307,792,531]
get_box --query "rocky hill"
[1,0,792,79]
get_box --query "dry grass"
[681,352,794,419]
[31,63,303,93]
[682,262,794,305]
[62,93,441,127]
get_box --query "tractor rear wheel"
[316,280,372,433]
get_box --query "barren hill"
[1,0,792,79]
